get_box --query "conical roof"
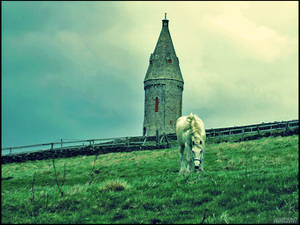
[144,16,184,82]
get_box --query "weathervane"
[165,12,167,20]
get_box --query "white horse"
[176,113,206,173]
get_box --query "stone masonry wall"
[143,79,183,136]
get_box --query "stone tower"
[143,14,184,136]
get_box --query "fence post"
[163,134,170,148]
[159,134,164,145]
[125,137,130,147]
[61,139,63,149]
[9,147,12,155]
[285,121,290,134]
[92,140,95,151]
[156,129,159,147]
[89,140,92,151]
[241,129,245,141]
[142,136,147,146]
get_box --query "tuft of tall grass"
[99,179,130,192]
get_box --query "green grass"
[2,135,299,224]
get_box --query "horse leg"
[188,157,194,173]
[185,143,193,173]
[179,145,185,174]
[199,150,204,172]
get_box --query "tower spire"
[145,14,183,82]
[143,16,184,136]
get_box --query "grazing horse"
[176,113,206,173]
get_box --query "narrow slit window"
[155,97,159,112]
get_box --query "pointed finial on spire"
[162,12,169,27]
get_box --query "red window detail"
[168,59,172,63]
[150,60,153,64]
[155,97,159,112]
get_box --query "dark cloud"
[2,1,120,35]
[2,2,140,146]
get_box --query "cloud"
[2,2,298,147]
[201,3,296,62]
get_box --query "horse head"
[191,134,204,171]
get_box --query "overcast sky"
[2,1,298,147]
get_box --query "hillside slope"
[2,135,298,224]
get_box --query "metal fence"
[1,136,157,156]
[2,119,298,156]
[165,119,298,140]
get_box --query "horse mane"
[186,113,202,136]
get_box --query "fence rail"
[2,119,298,156]
[1,136,155,156]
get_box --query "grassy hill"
[2,135,298,224]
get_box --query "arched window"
[155,97,159,112]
